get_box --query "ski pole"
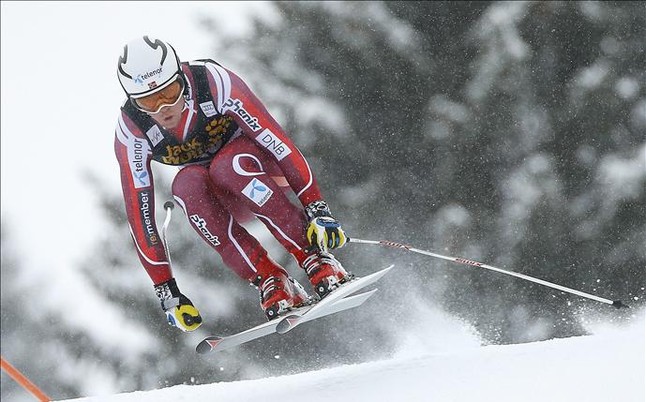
[349,238,628,308]
[1,356,51,402]
[161,201,175,266]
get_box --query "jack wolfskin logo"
[242,178,273,207]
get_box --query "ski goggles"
[131,76,185,114]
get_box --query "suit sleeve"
[114,112,173,285]
[202,62,323,206]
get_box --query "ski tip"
[196,336,223,354]
[369,264,395,280]
[276,315,300,334]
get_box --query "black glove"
[305,200,347,251]
[154,278,203,332]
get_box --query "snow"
[597,144,646,219]
[576,61,610,90]
[615,77,640,100]
[60,310,645,402]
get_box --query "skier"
[114,36,350,332]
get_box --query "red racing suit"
[114,60,323,286]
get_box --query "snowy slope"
[62,312,644,402]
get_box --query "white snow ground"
[61,311,645,402]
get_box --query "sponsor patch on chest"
[146,125,164,147]
[199,101,217,117]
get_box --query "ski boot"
[302,250,353,299]
[254,266,310,321]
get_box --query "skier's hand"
[305,200,347,251]
[154,279,203,332]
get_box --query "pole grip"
[161,200,174,266]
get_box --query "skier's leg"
[209,136,351,298]
[208,136,311,264]
[172,165,269,281]
[173,165,308,317]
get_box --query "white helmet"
[117,36,182,99]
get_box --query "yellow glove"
[305,201,348,251]
[155,279,203,332]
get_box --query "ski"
[275,264,394,334]
[196,265,394,354]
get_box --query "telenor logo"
[134,67,163,85]
[130,138,150,188]
[242,178,273,207]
